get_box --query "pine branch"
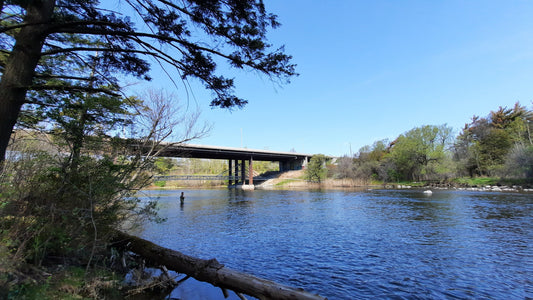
[27,84,120,96]
[41,46,154,56]
[33,74,94,81]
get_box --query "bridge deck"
[141,143,313,162]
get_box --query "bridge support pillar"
[248,156,253,186]
[234,159,239,186]
[240,159,245,185]
[228,159,233,186]
[228,159,240,188]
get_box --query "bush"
[0,148,162,293]
[154,180,167,187]
[504,144,533,179]
[305,154,328,183]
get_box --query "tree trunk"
[114,231,327,300]
[0,0,55,163]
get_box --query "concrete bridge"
[141,143,313,187]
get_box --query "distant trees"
[387,125,454,181]
[334,125,454,183]
[454,102,532,176]
[333,102,533,183]
[335,140,390,183]
[153,158,278,177]
[154,158,176,175]
[335,155,357,179]
[252,161,280,174]
[178,158,226,175]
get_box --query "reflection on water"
[135,189,533,299]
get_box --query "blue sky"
[138,1,533,157]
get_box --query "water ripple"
[137,189,533,300]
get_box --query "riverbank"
[256,171,533,193]
[147,170,533,192]
[256,170,371,189]
[257,170,533,192]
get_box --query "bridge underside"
[147,143,312,187]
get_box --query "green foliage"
[305,154,328,183]
[1,151,157,266]
[0,60,164,276]
[452,177,501,186]
[154,158,176,175]
[387,124,453,181]
[455,102,532,176]
[0,88,167,294]
[6,266,121,299]
[172,158,280,177]
[334,103,532,183]
[154,180,167,187]
[253,161,279,174]
[177,158,227,175]
[335,139,391,183]
[275,179,298,186]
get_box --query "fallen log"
[113,231,327,300]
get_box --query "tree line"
[328,102,533,184]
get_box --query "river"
[134,188,533,299]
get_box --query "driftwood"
[114,231,327,300]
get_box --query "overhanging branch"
[27,85,120,97]
[41,46,155,57]
[34,73,94,81]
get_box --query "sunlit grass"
[9,266,121,299]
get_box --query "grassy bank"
[262,171,532,190]
[5,266,123,300]
[451,177,532,188]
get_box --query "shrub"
[0,147,162,292]
[504,144,533,179]
[154,180,167,187]
[305,154,328,183]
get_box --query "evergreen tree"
[454,102,532,176]
[305,154,328,183]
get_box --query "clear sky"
[138,0,533,157]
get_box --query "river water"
[134,188,533,299]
